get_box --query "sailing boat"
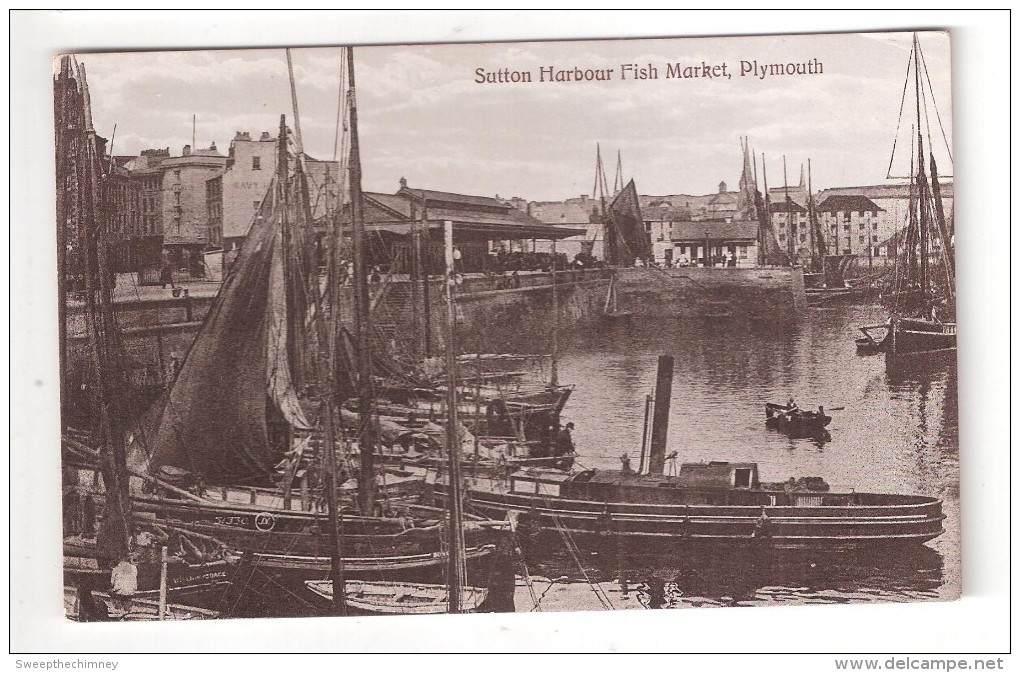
[859,33,955,362]
[304,220,493,614]
[118,49,510,617]
[56,55,231,620]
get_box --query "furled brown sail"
[606,179,650,266]
[147,179,309,485]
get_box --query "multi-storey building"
[216,131,278,254]
[816,194,884,262]
[769,198,808,260]
[816,182,953,265]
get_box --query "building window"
[799,234,807,243]
[859,210,865,217]
[174,170,181,181]
[843,224,850,231]
[253,200,260,211]
[873,222,878,230]
[858,236,865,245]
[779,234,786,241]
[872,235,879,243]
[253,156,261,170]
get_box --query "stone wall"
[614,266,805,322]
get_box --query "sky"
[75,31,953,202]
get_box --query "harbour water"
[511,303,959,612]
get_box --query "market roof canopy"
[339,181,586,241]
[365,218,586,240]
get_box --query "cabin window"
[537,482,561,496]
[511,480,537,495]
[734,468,752,488]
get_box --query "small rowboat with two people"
[765,400,832,434]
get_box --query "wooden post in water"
[158,545,168,620]
[646,355,674,475]
[639,393,652,474]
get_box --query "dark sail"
[756,191,789,267]
[607,179,650,266]
[147,180,309,484]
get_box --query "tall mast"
[614,150,624,195]
[783,156,793,262]
[550,238,558,387]
[71,59,133,561]
[442,220,465,613]
[803,163,813,268]
[290,47,348,615]
[913,34,930,316]
[761,153,770,266]
[347,48,377,514]
[806,158,820,268]
[594,144,610,263]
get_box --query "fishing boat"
[764,402,832,434]
[64,584,220,622]
[299,201,500,615]
[860,33,955,365]
[53,48,512,619]
[56,56,235,616]
[304,580,487,615]
[436,356,944,551]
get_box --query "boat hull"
[445,487,944,551]
[886,317,957,359]
[221,540,514,617]
[764,403,832,434]
[303,579,489,615]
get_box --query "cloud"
[74,31,954,201]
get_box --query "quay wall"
[349,269,613,354]
[64,271,613,394]
[614,267,805,321]
[63,266,804,406]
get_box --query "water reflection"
[519,542,944,611]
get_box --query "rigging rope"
[917,41,954,165]
[886,43,915,179]
[546,506,614,610]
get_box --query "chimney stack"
[183,144,192,157]
[647,354,675,475]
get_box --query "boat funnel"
[647,354,674,475]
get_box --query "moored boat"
[858,33,956,365]
[304,579,488,615]
[444,462,944,551]
[436,355,943,551]
[65,584,220,622]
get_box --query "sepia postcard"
[13,11,1010,657]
